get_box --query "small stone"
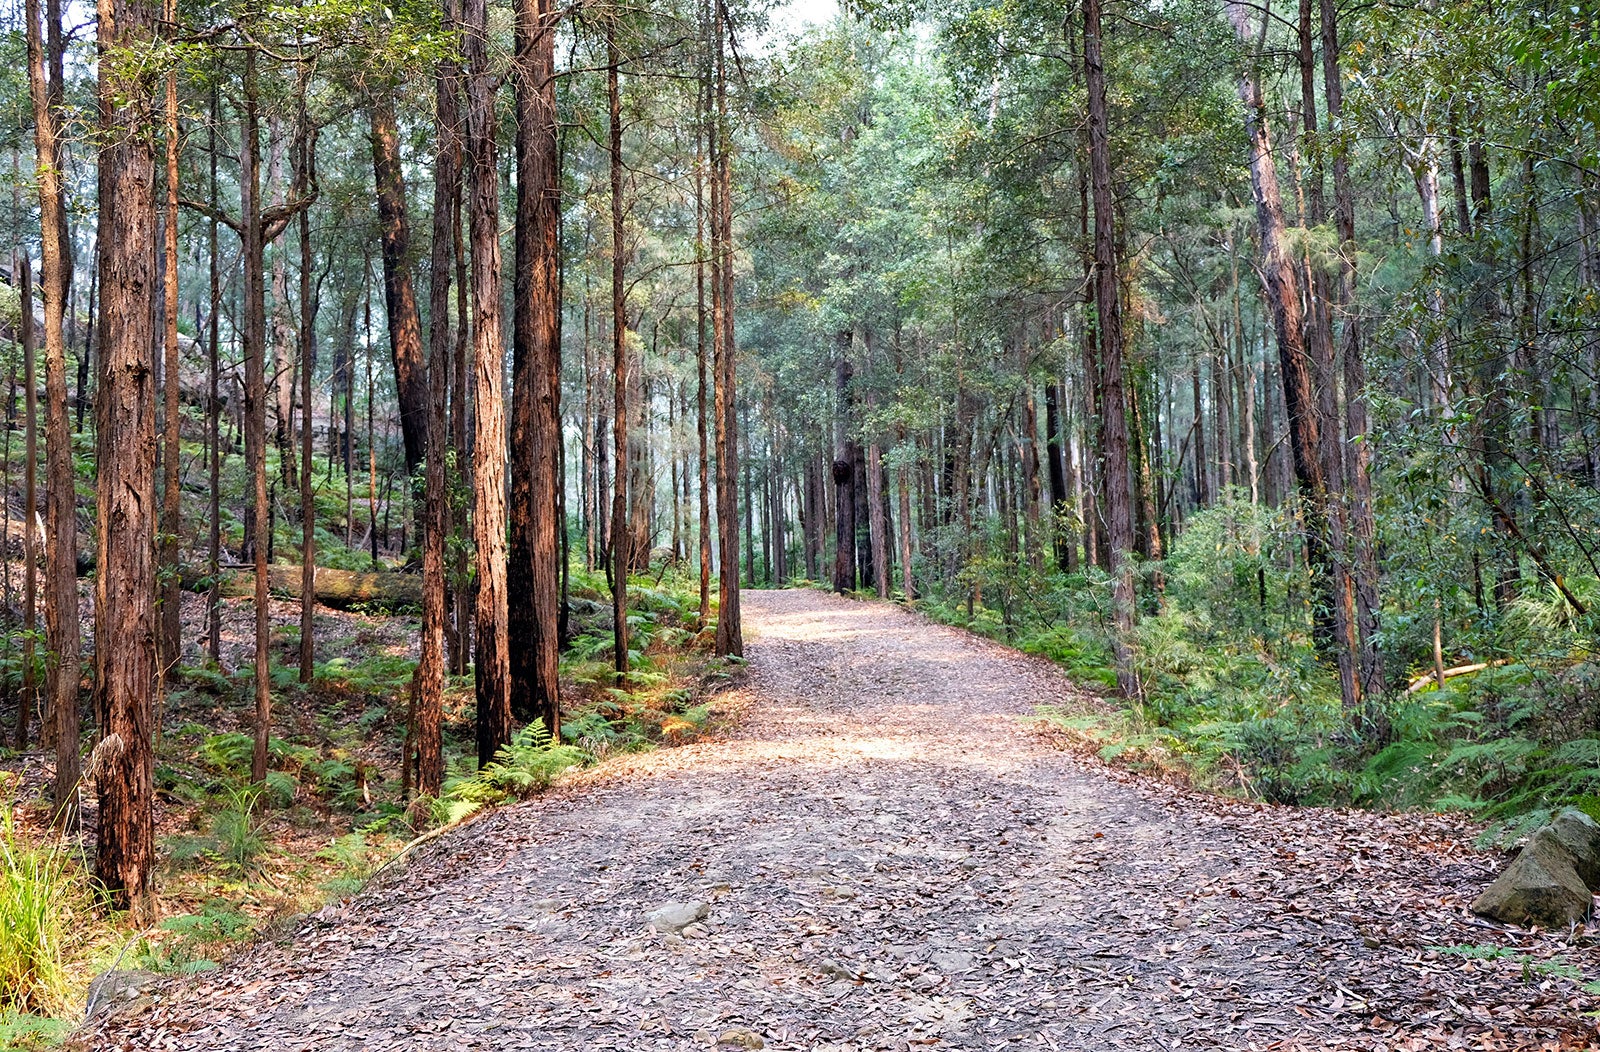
[86,970,162,1019]
[716,1026,764,1049]
[661,933,685,949]
[1362,935,1381,949]
[818,959,857,980]
[648,900,710,933]
[930,950,975,973]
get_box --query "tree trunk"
[463,0,512,766]
[1228,0,1355,704]
[509,0,562,734]
[450,179,472,677]
[241,44,277,786]
[1044,379,1073,572]
[158,41,182,690]
[696,66,712,623]
[14,253,37,752]
[297,110,317,684]
[1084,0,1139,696]
[267,120,298,505]
[184,565,417,608]
[206,84,223,665]
[833,349,857,594]
[26,0,81,825]
[711,0,741,656]
[608,27,630,678]
[370,95,428,476]
[1322,0,1385,701]
[94,0,159,914]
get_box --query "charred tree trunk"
[833,349,857,594]
[1044,379,1071,572]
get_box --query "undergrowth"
[913,496,1600,843]
[0,550,727,1043]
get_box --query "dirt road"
[80,590,1597,1050]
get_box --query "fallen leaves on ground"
[74,591,1600,1051]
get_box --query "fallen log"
[183,565,422,612]
[1404,659,1512,694]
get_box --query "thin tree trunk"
[242,43,275,785]
[696,83,712,623]
[16,254,37,751]
[1322,0,1385,701]
[412,0,460,801]
[608,26,630,678]
[712,0,741,656]
[158,38,182,690]
[1084,0,1139,696]
[267,119,298,504]
[27,0,81,825]
[206,83,222,665]
[297,109,317,683]
[367,345,378,568]
[77,262,94,434]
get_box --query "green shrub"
[435,721,589,824]
[0,811,85,1014]
[211,785,268,876]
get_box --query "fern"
[434,721,590,824]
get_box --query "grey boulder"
[1473,809,1600,929]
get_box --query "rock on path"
[80,590,1598,1050]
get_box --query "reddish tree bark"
[370,94,427,475]
[462,0,512,765]
[509,0,563,734]
[93,0,160,914]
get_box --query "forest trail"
[81,590,1594,1051]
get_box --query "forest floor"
[76,590,1600,1051]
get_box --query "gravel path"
[81,590,1599,1051]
